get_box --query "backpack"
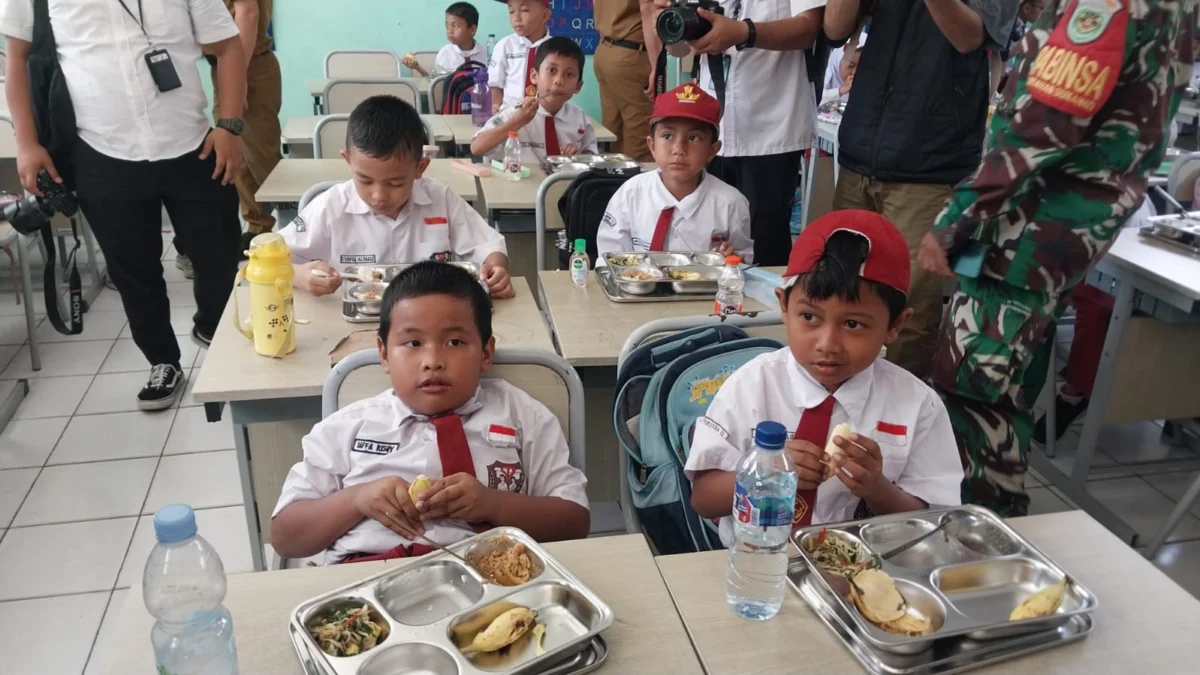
[441,60,487,115]
[30,0,76,188]
[614,325,785,555]
[555,170,637,269]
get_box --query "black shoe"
[192,325,213,348]
[1034,394,1090,444]
[137,363,185,411]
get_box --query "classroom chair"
[404,50,438,77]
[323,79,421,115]
[312,113,435,159]
[324,49,402,78]
[534,169,587,273]
[298,181,340,212]
[429,74,450,114]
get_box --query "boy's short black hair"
[378,262,493,345]
[783,231,908,322]
[346,95,426,162]
[534,37,585,74]
[649,119,719,142]
[446,1,479,27]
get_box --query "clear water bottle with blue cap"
[143,504,239,674]
[726,421,797,620]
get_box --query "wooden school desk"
[102,534,704,675]
[657,511,1200,674]
[305,76,431,114]
[191,279,554,571]
[280,115,455,158]
[254,158,479,206]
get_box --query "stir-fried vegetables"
[804,528,879,578]
[307,603,388,657]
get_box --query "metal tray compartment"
[596,251,728,303]
[663,266,720,295]
[932,558,1086,639]
[378,560,486,626]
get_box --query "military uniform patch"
[1027,0,1128,117]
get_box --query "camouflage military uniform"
[928,0,1196,516]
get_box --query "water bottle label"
[715,301,742,315]
[734,483,795,527]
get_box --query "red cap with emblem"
[649,83,721,128]
[781,210,911,296]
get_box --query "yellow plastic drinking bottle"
[232,232,296,358]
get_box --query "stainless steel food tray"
[596,251,727,303]
[791,505,1097,655]
[1140,214,1200,256]
[341,262,481,322]
[289,528,615,675]
[789,562,1092,675]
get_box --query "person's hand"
[918,232,955,278]
[512,96,540,127]
[415,473,497,523]
[15,143,62,197]
[200,127,244,186]
[560,143,581,156]
[839,74,854,96]
[353,477,425,538]
[481,263,515,298]
[716,240,735,257]
[645,61,657,98]
[689,10,750,54]
[829,433,887,499]
[650,0,673,8]
[786,439,828,491]
[296,261,343,296]
[402,54,419,69]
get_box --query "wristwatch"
[216,118,245,136]
[736,19,757,51]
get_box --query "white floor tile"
[84,589,129,675]
[1143,471,1200,518]
[0,416,69,468]
[165,280,197,308]
[118,306,195,339]
[143,451,241,514]
[0,468,39,527]
[0,519,136,599]
[77,370,174,415]
[176,367,201,408]
[1026,486,1071,516]
[86,289,125,313]
[162,263,190,283]
[35,310,127,343]
[0,592,109,674]
[13,458,157,526]
[100,337,200,374]
[0,312,42,345]
[118,505,252,589]
[1085,476,1200,544]
[0,344,18,374]
[1038,430,1134,479]
[194,343,208,368]
[1152,539,1200,599]
[0,339,113,379]
[48,410,175,465]
[1091,421,1199,465]
[0,292,47,316]
[11,375,92,419]
[164,406,235,454]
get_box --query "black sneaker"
[192,325,213,348]
[1034,394,1090,444]
[137,363,184,411]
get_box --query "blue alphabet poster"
[548,0,598,54]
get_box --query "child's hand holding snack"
[830,433,887,499]
[786,439,828,491]
[415,473,495,523]
[353,476,424,538]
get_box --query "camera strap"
[654,49,728,116]
[39,218,83,336]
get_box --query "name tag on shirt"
[352,438,399,455]
[341,254,377,264]
[876,421,909,446]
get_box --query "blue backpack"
[614,325,784,554]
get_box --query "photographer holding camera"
[2,0,248,411]
[654,0,824,267]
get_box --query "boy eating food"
[685,211,963,545]
[402,2,487,76]
[489,0,552,111]
[271,262,590,563]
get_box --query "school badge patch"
[792,495,810,526]
[1027,0,1128,117]
[487,460,525,493]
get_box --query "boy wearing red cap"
[685,211,962,544]
[596,83,752,262]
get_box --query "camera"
[2,170,78,235]
[656,0,725,45]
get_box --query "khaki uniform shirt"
[224,0,273,55]
[595,0,644,42]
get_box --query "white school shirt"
[274,382,589,564]
[279,178,506,272]
[596,170,754,262]
[697,0,816,157]
[474,102,598,165]
[488,32,552,110]
[435,41,488,72]
[822,47,848,106]
[685,348,963,547]
[0,0,237,162]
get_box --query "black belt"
[602,37,646,53]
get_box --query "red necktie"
[524,46,537,97]
[649,207,675,252]
[432,413,490,533]
[544,115,561,156]
[792,395,835,530]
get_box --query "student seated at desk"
[280,95,514,299]
[271,262,591,564]
[402,2,488,76]
[596,84,752,262]
[470,37,597,165]
[685,211,963,545]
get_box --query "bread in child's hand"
[823,424,852,480]
[408,475,432,503]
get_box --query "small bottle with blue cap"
[143,504,239,674]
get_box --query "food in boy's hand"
[803,528,878,578]
[532,623,547,656]
[849,569,907,623]
[823,423,852,479]
[1010,577,1067,621]
[307,603,388,657]
[472,536,534,585]
[458,606,538,654]
[407,474,431,503]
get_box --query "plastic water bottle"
[727,421,797,621]
[715,255,744,316]
[503,132,522,182]
[471,70,492,128]
[569,238,590,288]
[486,34,496,61]
[144,504,239,674]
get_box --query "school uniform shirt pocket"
[422,218,454,262]
[482,424,526,494]
[874,421,909,447]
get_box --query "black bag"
[555,170,636,269]
[440,60,487,115]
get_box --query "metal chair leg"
[16,234,40,371]
[1144,473,1200,558]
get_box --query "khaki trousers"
[593,41,654,162]
[213,51,283,235]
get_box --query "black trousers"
[73,139,241,367]
[708,150,805,267]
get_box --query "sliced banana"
[532,623,547,656]
[460,607,538,654]
[450,601,520,648]
[1010,577,1067,621]
[408,475,431,503]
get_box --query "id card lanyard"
[115,0,183,92]
[115,0,148,40]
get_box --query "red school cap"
[648,83,721,127]
[781,210,911,296]
[495,0,551,5]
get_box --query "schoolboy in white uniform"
[488,0,552,111]
[685,210,963,546]
[280,96,514,299]
[472,37,597,165]
[272,262,590,564]
[403,3,488,76]
[597,83,752,262]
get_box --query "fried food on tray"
[306,603,388,657]
[803,528,878,578]
[459,606,538,654]
[473,538,534,586]
[1010,577,1067,621]
[849,569,933,637]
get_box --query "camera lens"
[656,9,688,44]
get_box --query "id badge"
[145,49,182,92]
